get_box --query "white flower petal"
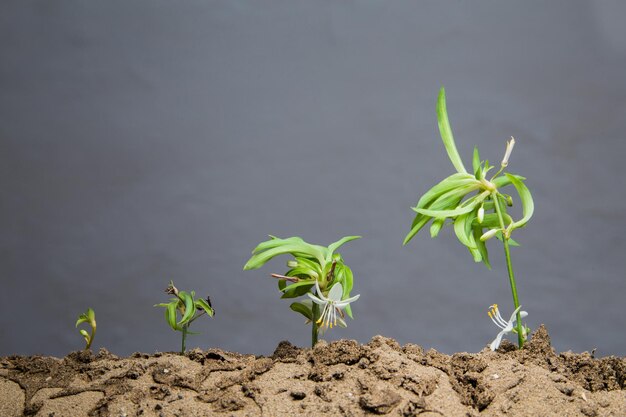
[490,330,506,351]
[335,293,360,308]
[327,283,343,302]
[307,293,326,305]
[314,280,327,301]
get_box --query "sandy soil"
[1,326,624,416]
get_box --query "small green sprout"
[75,308,96,350]
[154,281,215,354]
[404,87,534,348]
[243,236,361,347]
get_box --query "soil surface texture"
[1,326,624,416]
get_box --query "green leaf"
[326,236,361,260]
[415,190,490,218]
[430,218,445,238]
[195,298,214,317]
[454,211,477,249]
[415,173,478,210]
[505,173,534,230]
[290,301,313,321]
[492,173,526,189]
[281,281,315,299]
[244,241,325,270]
[472,213,513,228]
[80,329,90,344]
[472,147,481,179]
[178,292,195,325]
[421,182,481,212]
[472,225,491,269]
[437,87,467,174]
[403,214,431,245]
[166,303,178,331]
[75,314,88,328]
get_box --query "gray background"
[1,1,625,357]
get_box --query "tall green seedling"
[244,236,361,347]
[404,87,534,349]
[155,281,215,354]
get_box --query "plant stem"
[181,325,188,354]
[311,303,319,347]
[492,193,525,348]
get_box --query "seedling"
[244,236,361,347]
[154,281,215,354]
[404,87,534,349]
[76,308,96,350]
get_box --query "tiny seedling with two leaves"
[244,236,361,347]
[155,281,215,354]
[76,308,96,350]
[404,87,534,349]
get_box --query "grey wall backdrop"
[1,1,625,357]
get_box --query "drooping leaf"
[166,302,178,331]
[290,301,313,321]
[430,218,445,238]
[415,190,490,218]
[472,147,482,179]
[472,225,491,269]
[505,173,534,230]
[195,298,214,317]
[281,281,315,299]
[415,173,478,210]
[326,236,361,260]
[178,291,195,325]
[454,211,477,249]
[244,242,325,270]
[437,87,467,174]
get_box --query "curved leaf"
[244,242,325,270]
[415,173,478,209]
[178,292,195,325]
[505,173,534,230]
[437,87,467,174]
[415,190,490,218]
[327,236,361,259]
[290,301,313,321]
[195,298,214,317]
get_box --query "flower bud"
[501,137,515,167]
[480,228,499,241]
[287,260,298,268]
[477,206,485,223]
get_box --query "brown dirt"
[1,326,624,416]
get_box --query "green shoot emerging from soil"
[243,236,361,347]
[76,308,96,350]
[154,281,215,354]
[404,87,534,349]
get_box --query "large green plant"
[404,87,534,349]
[244,236,360,347]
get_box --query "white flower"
[487,304,528,351]
[307,281,360,331]
[501,136,515,167]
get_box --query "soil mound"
[1,326,624,416]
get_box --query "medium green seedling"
[76,308,96,350]
[244,236,361,347]
[404,87,534,349]
[154,281,215,354]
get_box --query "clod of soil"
[1,326,624,416]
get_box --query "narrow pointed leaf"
[195,298,214,317]
[178,292,195,325]
[430,218,445,238]
[327,236,361,259]
[415,190,490,218]
[437,87,467,173]
[505,173,534,230]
